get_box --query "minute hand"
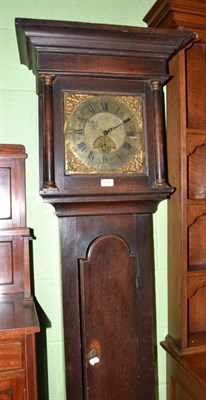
[103,117,132,136]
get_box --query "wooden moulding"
[144,0,206,33]
[15,17,196,83]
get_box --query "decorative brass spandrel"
[64,93,146,174]
[121,147,145,173]
[64,93,94,123]
[65,145,96,174]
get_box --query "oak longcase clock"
[15,18,195,400]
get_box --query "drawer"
[0,371,25,399]
[0,341,23,371]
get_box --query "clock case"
[15,18,195,210]
[15,18,195,400]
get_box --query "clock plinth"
[16,18,195,399]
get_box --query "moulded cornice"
[15,17,196,79]
[144,0,206,30]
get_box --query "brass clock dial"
[64,93,146,174]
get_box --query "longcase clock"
[15,18,195,399]
[144,1,206,399]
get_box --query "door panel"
[0,374,25,400]
[79,234,140,400]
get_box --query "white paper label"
[89,356,100,366]
[100,178,114,187]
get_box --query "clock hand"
[103,117,132,136]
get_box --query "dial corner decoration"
[64,93,146,175]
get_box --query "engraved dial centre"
[85,112,125,154]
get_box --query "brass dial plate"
[64,93,146,174]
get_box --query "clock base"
[59,212,157,400]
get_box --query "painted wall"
[0,0,168,399]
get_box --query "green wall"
[0,0,168,399]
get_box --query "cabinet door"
[0,374,25,400]
[61,214,156,400]
[79,234,139,400]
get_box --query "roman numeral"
[127,131,135,137]
[87,103,95,114]
[122,142,132,151]
[101,102,108,112]
[77,141,87,151]
[103,155,108,164]
[87,151,95,160]
[74,129,83,134]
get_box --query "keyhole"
[88,348,100,366]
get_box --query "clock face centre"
[85,112,125,154]
[64,94,146,174]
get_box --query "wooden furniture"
[0,144,39,400]
[15,18,195,399]
[144,1,206,399]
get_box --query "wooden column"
[41,74,57,189]
[151,80,167,187]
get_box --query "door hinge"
[136,276,140,288]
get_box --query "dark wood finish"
[41,75,56,189]
[15,18,195,78]
[15,18,195,399]
[59,214,156,399]
[144,1,206,398]
[15,18,195,198]
[0,145,39,400]
[79,234,139,399]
